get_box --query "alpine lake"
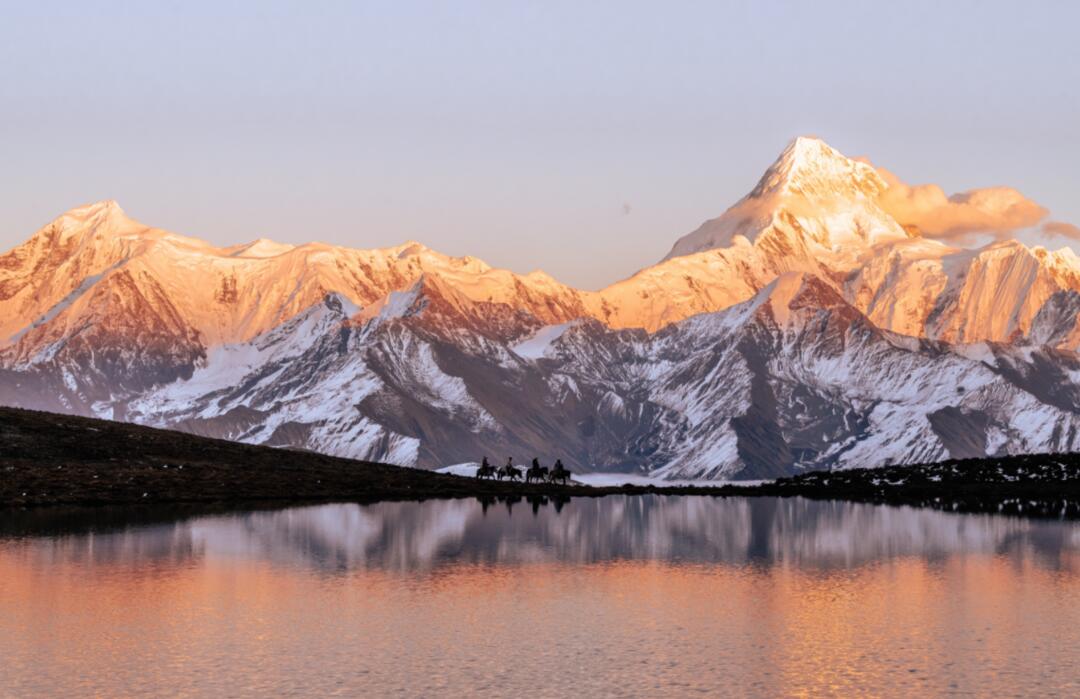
[2,495,1079,697]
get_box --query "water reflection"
[4,495,1079,574]
[5,497,1080,697]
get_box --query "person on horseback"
[476,456,496,479]
[499,457,518,481]
[526,457,548,483]
[551,458,570,484]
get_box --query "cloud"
[1042,221,1080,240]
[871,166,1048,243]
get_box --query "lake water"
[2,495,1079,697]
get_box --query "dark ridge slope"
[4,406,1080,520]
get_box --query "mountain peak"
[662,137,905,261]
[782,136,861,177]
[752,136,887,200]
[57,199,132,227]
[68,199,124,217]
[784,135,836,163]
[42,199,142,245]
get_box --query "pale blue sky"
[2,0,1078,288]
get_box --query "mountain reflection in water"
[5,495,1079,574]
[4,496,1080,697]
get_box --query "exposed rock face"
[3,139,1080,479]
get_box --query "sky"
[2,0,1079,290]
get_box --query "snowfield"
[5,138,1080,480]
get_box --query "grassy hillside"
[3,406,1080,520]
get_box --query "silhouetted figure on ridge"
[499,457,522,481]
[526,457,548,483]
[476,456,496,479]
[550,459,571,485]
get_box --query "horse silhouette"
[549,463,572,485]
[526,464,549,483]
[476,460,497,479]
[498,463,523,481]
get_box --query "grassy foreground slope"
[0,407,572,506]
[3,407,1080,519]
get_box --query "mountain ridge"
[5,137,1076,344]
[4,136,1080,479]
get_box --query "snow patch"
[356,283,424,324]
[9,266,116,344]
[511,321,577,360]
[436,463,480,477]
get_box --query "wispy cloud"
[871,166,1048,243]
[1041,221,1080,240]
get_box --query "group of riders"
[476,456,572,485]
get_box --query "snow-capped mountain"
[3,137,1080,479]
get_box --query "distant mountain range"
[4,137,1080,479]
